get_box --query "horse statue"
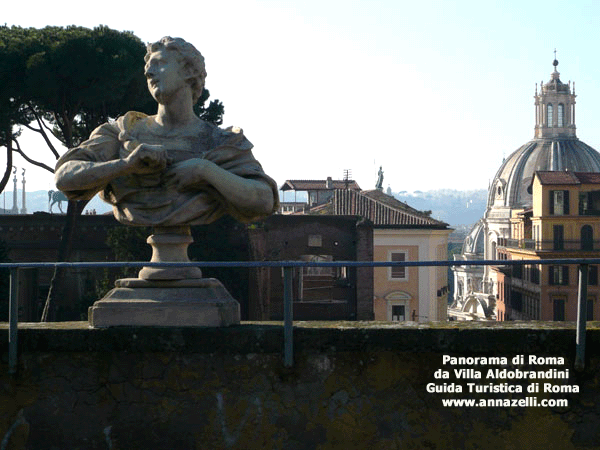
[48,190,68,214]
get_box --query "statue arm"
[55,158,133,195]
[202,161,275,217]
[164,158,275,219]
[55,144,168,199]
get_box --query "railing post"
[283,266,294,367]
[576,264,588,371]
[8,268,19,375]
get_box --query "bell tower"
[534,53,577,139]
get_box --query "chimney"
[326,177,333,189]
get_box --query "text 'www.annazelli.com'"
[441,397,568,407]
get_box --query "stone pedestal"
[88,226,240,328]
[89,278,240,327]
[138,226,203,280]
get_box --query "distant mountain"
[393,189,487,226]
[278,187,487,227]
[0,190,113,215]
[0,187,486,224]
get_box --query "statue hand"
[164,158,214,191]
[126,144,168,174]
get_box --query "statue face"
[144,49,189,104]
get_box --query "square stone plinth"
[88,278,240,327]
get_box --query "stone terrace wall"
[1,322,600,449]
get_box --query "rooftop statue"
[55,36,278,227]
[375,166,384,191]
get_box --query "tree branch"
[0,138,14,194]
[12,138,55,173]
[25,103,60,159]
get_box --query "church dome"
[488,57,600,210]
[462,219,485,256]
[488,138,600,209]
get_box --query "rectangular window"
[587,299,594,321]
[511,290,523,312]
[579,192,588,215]
[549,265,569,286]
[553,225,564,250]
[589,266,598,286]
[581,190,600,216]
[550,190,569,215]
[558,104,564,127]
[553,298,566,321]
[531,265,540,284]
[390,252,407,280]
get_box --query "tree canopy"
[0,25,225,193]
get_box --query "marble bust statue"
[55,37,278,326]
[54,36,278,227]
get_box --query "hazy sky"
[3,0,600,194]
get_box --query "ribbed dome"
[462,219,485,256]
[488,137,600,209]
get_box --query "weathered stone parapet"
[1,322,599,449]
[2,321,596,354]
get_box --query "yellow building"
[496,171,600,321]
[373,227,450,322]
[333,189,451,322]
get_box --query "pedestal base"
[88,278,240,328]
[138,226,203,281]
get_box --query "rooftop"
[535,171,600,185]
[333,189,449,228]
[280,179,361,191]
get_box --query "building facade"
[452,58,600,320]
[495,171,600,321]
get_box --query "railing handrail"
[3,257,600,270]
[5,257,596,374]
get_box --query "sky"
[3,0,600,195]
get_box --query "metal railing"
[3,257,599,374]
[501,238,600,252]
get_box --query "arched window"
[582,225,594,251]
[558,104,564,127]
[547,103,553,126]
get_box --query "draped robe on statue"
[56,112,279,226]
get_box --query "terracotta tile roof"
[280,179,361,191]
[572,172,600,184]
[535,171,581,185]
[332,189,448,227]
[535,171,600,185]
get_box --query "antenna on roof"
[343,169,352,189]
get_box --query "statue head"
[144,37,207,104]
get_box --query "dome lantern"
[534,53,576,138]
